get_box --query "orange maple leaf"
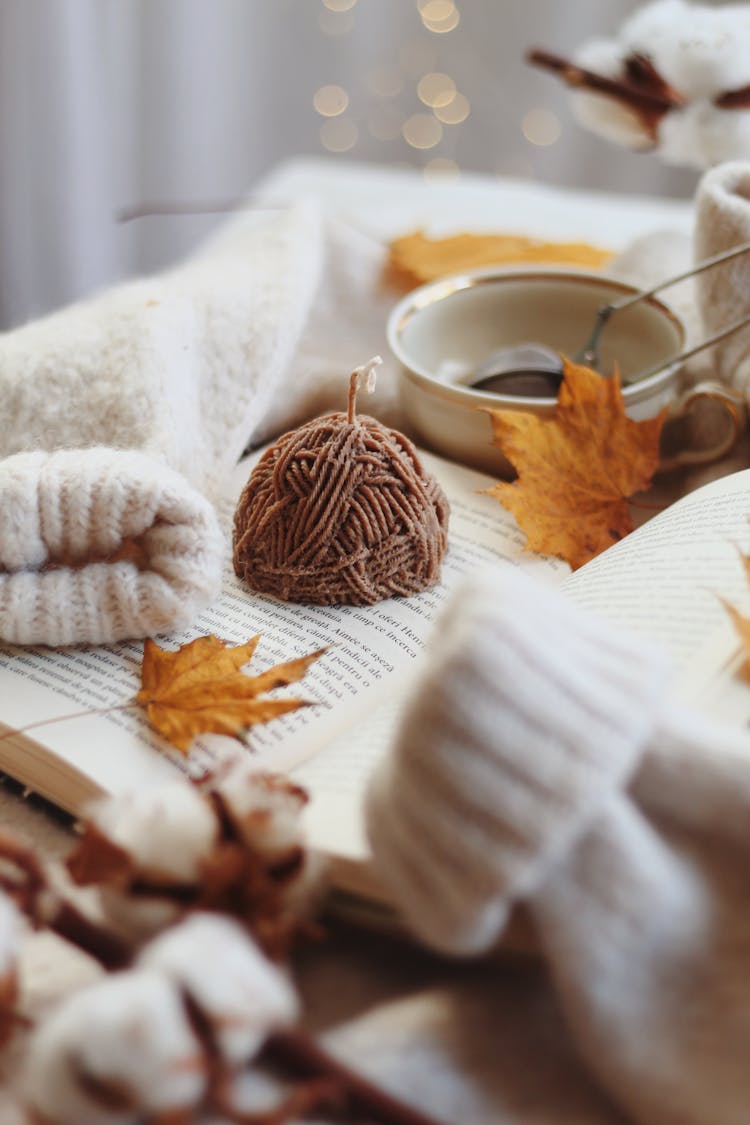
[136,634,324,754]
[485,358,667,570]
[386,231,613,289]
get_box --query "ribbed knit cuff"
[694,162,750,400]
[366,567,671,955]
[0,449,225,646]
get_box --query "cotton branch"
[527,47,683,138]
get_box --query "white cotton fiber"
[659,101,750,168]
[569,0,750,167]
[89,780,218,882]
[24,970,206,1125]
[0,892,24,977]
[210,762,307,858]
[573,38,656,150]
[140,913,298,1066]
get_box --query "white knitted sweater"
[366,567,750,1125]
[0,202,395,645]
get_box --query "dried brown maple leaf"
[485,358,667,570]
[136,634,324,753]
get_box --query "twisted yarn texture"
[233,412,449,606]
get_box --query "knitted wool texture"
[366,567,750,1125]
[0,201,398,644]
[232,410,449,606]
[695,160,750,403]
[0,450,224,647]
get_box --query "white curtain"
[0,0,700,330]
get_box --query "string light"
[320,117,359,151]
[434,91,470,124]
[417,72,456,109]
[522,108,561,146]
[313,85,349,117]
[402,112,443,149]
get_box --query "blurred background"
[0,0,715,328]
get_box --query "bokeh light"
[402,112,443,149]
[417,72,456,109]
[421,1,460,34]
[434,91,470,124]
[522,108,561,146]
[320,117,359,151]
[419,0,454,21]
[322,0,357,10]
[313,85,350,117]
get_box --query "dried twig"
[0,830,133,969]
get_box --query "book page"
[291,694,405,863]
[0,452,566,815]
[562,468,750,705]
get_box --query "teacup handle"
[659,381,746,473]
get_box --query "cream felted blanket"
[0,202,395,646]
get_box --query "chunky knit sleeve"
[366,566,750,1125]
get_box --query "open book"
[1,452,750,915]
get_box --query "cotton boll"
[619,0,695,73]
[622,1,750,98]
[0,893,24,1049]
[0,892,24,979]
[139,913,298,1066]
[224,1067,291,1118]
[658,101,750,168]
[566,0,750,166]
[96,888,184,942]
[666,22,750,101]
[24,969,206,1125]
[210,763,308,860]
[572,38,656,149]
[87,780,218,882]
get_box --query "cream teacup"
[387,267,744,477]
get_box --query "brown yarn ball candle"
[232,357,449,606]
